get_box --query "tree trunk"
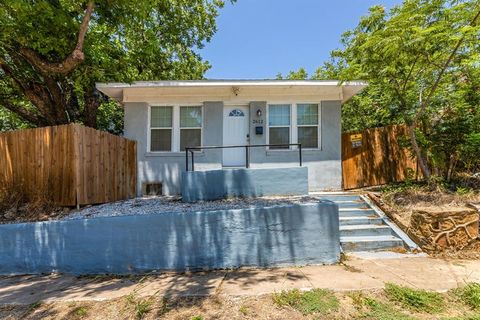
[83,90,99,128]
[407,124,431,180]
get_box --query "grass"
[238,305,248,315]
[135,299,152,319]
[125,293,153,319]
[384,283,445,313]
[454,283,480,310]
[361,297,414,320]
[72,306,88,317]
[272,288,339,315]
[191,316,204,320]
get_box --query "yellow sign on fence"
[350,134,362,142]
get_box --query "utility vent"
[142,182,162,196]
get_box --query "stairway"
[313,193,417,252]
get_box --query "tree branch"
[19,1,95,75]
[0,99,49,126]
[415,8,480,124]
[1,61,58,123]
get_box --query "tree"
[0,0,228,130]
[331,0,480,179]
[277,62,403,132]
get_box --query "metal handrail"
[185,143,302,171]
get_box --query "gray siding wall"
[124,100,342,196]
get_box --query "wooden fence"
[0,124,136,206]
[342,125,420,189]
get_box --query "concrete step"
[334,201,371,209]
[339,216,385,226]
[339,208,377,217]
[340,224,392,237]
[341,235,405,252]
[315,195,363,202]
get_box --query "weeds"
[24,300,43,316]
[384,283,444,313]
[73,306,88,317]
[125,293,153,320]
[362,297,413,320]
[238,305,248,315]
[0,182,64,223]
[135,299,152,319]
[454,283,480,310]
[272,288,339,315]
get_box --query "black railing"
[185,143,302,172]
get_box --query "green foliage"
[73,306,88,317]
[384,283,445,313]
[0,0,230,130]
[238,305,248,315]
[455,283,480,310]
[95,101,124,135]
[191,316,204,320]
[272,288,339,315]
[134,299,152,320]
[284,0,480,178]
[0,105,31,131]
[361,297,414,320]
[461,133,480,172]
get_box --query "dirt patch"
[1,287,478,320]
[0,184,71,224]
[369,182,480,259]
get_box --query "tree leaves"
[0,0,229,131]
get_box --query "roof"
[96,79,367,103]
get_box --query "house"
[96,80,366,197]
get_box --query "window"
[150,106,173,151]
[297,104,319,149]
[268,104,290,149]
[229,109,245,117]
[180,106,202,151]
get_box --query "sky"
[200,0,403,79]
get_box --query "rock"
[410,206,479,250]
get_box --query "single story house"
[97,80,366,196]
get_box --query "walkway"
[1,255,479,305]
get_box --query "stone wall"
[410,207,479,250]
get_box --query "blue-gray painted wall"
[0,202,340,275]
[124,100,342,196]
[182,167,309,202]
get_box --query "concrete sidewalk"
[1,254,479,305]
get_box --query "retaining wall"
[0,201,339,275]
[181,167,309,202]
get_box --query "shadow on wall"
[0,202,339,275]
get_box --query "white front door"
[223,106,250,167]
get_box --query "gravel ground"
[65,196,323,220]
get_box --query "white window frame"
[267,103,292,150]
[296,103,321,150]
[179,105,204,152]
[148,104,203,153]
[266,101,322,150]
[148,105,174,152]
